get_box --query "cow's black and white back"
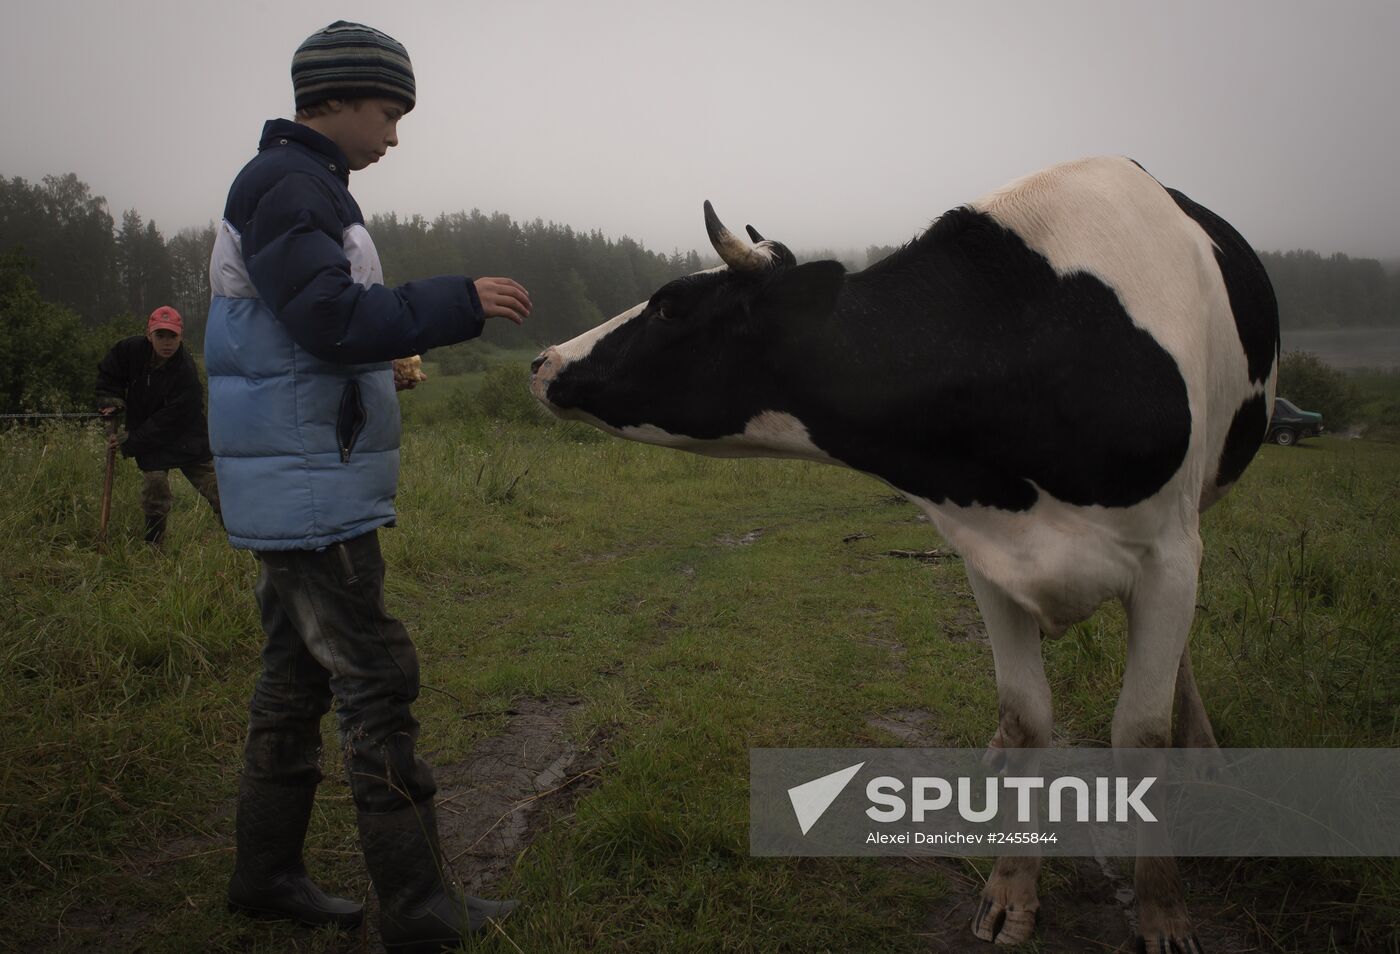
[531,156,1279,951]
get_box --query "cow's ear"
[758,260,846,318]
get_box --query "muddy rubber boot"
[143,514,167,546]
[227,777,363,929]
[358,800,518,953]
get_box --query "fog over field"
[2,0,1397,259]
[1281,328,1400,371]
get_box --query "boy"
[95,305,222,545]
[206,21,531,950]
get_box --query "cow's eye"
[654,301,674,322]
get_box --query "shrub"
[477,363,551,424]
[432,340,493,376]
[1276,351,1359,430]
[0,251,121,414]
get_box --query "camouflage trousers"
[140,458,223,523]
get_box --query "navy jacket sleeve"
[242,172,485,364]
[94,338,135,408]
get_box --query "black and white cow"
[530,156,1279,952]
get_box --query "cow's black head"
[531,202,846,458]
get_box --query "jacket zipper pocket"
[337,380,367,463]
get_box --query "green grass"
[1351,369,1400,442]
[2,383,1399,951]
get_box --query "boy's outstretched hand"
[474,277,532,325]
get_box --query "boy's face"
[320,98,406,171]
[147,327,181,360]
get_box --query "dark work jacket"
[95,336,213,470]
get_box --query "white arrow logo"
[788,762,865,835]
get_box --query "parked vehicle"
[1268,397,1324,445]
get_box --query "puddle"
[716,528,765,547]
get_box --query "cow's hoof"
[1137,889,1202,954]
[1135,933,1205,954]
[971,897,1037,945]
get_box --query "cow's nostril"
[530,353,547,374]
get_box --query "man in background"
[95,305,221,545]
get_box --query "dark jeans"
[244,530,437,814]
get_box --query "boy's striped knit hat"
[292,21,415,112]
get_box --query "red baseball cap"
[147,306,183,335]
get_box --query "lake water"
[1280,328,1400,371]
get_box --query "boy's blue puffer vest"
[206,119,484,551]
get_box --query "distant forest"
[4,171,1399,353]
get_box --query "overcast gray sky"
[3,0,1397,261]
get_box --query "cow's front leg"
[966,567,1050,946]
[1118,538,1205,954]
[1172,642,1218,749]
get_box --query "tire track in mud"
[342,696,611,953]
[433,697,608,896]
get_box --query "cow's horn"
[704,200,774,274]
[745,222,796,268]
